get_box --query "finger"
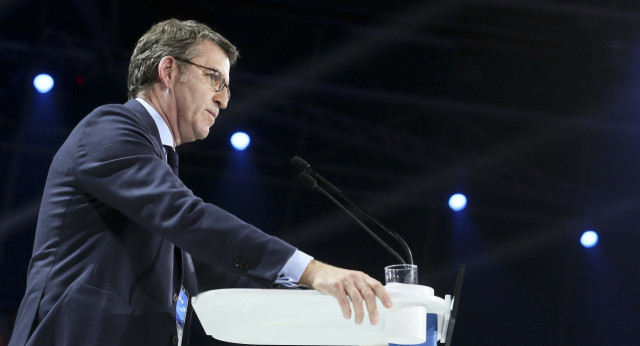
[366,276,393,308]
[344,281,365,324]
[357,280,380,325]
[332,282,352,320]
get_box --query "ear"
[157,56,178,89]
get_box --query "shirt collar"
[135,98,175,148]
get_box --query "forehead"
[192,40,231,81]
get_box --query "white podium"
[192,283,454,346]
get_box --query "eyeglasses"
[174,57,230,100]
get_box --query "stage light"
[448,193,467,211]
[230,132,250,151]
[34,74,54,93]
[580,230,598,248]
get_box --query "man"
[9,19,391,346]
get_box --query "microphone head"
[291,156,310,172]
[297,171,317,189]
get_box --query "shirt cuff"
[274,250,314,288]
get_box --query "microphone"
[292,156,413,265]
[291,156,342,195]
[297,171,406,265]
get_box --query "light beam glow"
[230,132,250,151]
[580,230,598,248]
[449,193,467,211]
[34,74,54,93]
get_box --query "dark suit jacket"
[9,100,296,346]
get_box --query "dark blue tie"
[164,145,184,299]
[165,145,179,176]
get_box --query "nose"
[213,88,228,109]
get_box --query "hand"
[298,260,393,325]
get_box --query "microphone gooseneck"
[292,156,413,265]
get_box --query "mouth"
[206,110,218,126]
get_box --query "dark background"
[1,0,640,345]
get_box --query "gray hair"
[127,19,239,99]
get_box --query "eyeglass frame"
[173,57,231,100]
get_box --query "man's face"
[173,41,231,144]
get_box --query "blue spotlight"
[580,230,598,248]
[230,132,250,151]
[448,193,467,211]
[33,74,54,93]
